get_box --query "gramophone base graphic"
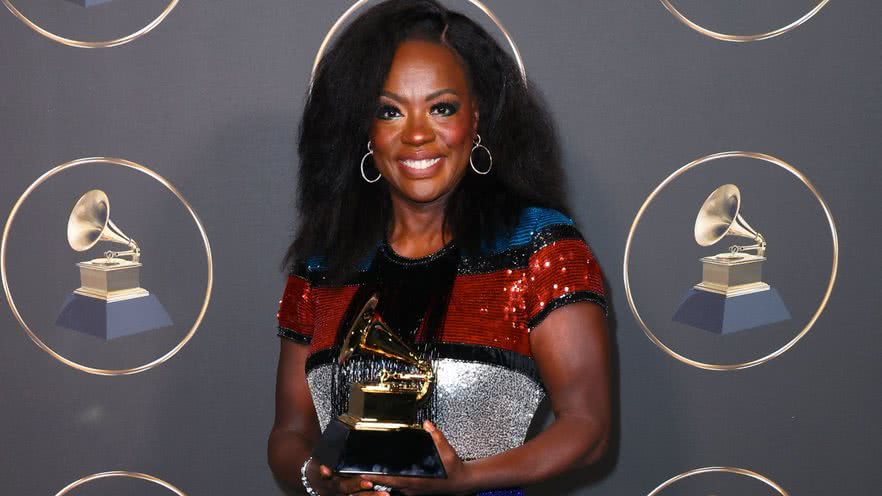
[673,253,790,334]
[56,258,172,340]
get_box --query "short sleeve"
[276,263,314,345]
[525,226,607,330]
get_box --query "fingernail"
[424,420,435,432]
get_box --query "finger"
[424,420,455,455]
[336,476,375,494]
[350,485,392,496]
[319,464,333,479]
[362,474,413,489]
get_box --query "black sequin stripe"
[277,326,312,345]
[459,223,587,275]
[527,290,608,330]
[288,259,312,278]
[430,342,543,385]
[305,342,542,386]
[527,223,585,254]
[306,348,337,373]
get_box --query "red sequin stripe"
[526,238,605,322]
[442,269,532,356]
[310,285,360,352]
[304,239,604,357]
[277,275,314,337]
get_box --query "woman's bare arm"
[269,340,383,495]
[268,339,321,493]
[459,301,611,489]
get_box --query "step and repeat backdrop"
[0,1,879,494]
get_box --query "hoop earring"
[360,141,381,183]
[470,134,493,175]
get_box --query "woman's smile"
[399,157,441,170]
[397,156,445,178]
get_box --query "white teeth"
[400,157,441,170]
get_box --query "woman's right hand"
[305,460,390,496]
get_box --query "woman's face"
[370,39,479,206]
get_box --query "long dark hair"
[285,0,571,281]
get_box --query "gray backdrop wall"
[1,1,879,494]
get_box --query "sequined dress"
[276,207,607,496]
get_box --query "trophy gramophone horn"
[694,184,765,255]
[339,293,433,378]
[67,189,139,258]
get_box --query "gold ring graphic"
[658,0,831,42]
[55,471,187,495]
[1,157,213,376]
[1,0,180,49]
[311,0,526,89]
[623,151,838,371]
[648,466,789,495]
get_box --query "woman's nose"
[401,115,435,146]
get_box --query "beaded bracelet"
[300,456,320,496]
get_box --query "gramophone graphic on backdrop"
[672,184,790,334]
[55,189,172,340]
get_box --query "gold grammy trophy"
[313,294,447,478]
[673,184,790,333]
[56,189,172,339]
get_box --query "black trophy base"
[313,418,447,478]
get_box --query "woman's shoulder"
[289,251,375,284]
[482,205,584,255]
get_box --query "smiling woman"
[268,1,611,495]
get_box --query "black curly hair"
[285,0,572,281]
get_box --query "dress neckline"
[379,237,457,266]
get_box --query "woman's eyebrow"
[425,88,458,100]
[380,88,458,102]
[381,90,405,102]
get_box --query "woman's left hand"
[361,420,474,496]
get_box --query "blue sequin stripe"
[483,206,575,254]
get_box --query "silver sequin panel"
[306,359,546,461]
[306,364,335,432]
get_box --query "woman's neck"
[387,195,453,258]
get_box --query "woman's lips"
[397,156,444,177]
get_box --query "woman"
[268,1,610,495]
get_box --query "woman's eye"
[431,102,460,116]
[375,105,402,120]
